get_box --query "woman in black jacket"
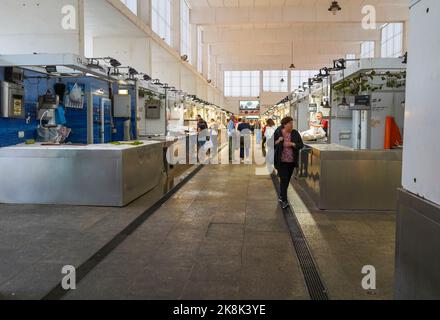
[273,117,304,209]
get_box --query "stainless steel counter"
[300,144,402,211]
[0,142,165,207]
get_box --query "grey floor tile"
[180,280,240,300]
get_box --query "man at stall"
[309,112,328,136]
[302,112,328,141]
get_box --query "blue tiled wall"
[0,67,39,147]
[0,68,114,147]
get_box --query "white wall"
[93,37,150,76]
[402,0,440,205]
[0,0,82,55]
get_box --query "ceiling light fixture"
[128,67,138,76]
[289,41,296,69]
[328,1,342,15]
[109,58,121,68]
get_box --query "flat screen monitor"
[239,100,260,110]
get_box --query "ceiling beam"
[202,24,381,43]
[216,53,346,64]
[220,62,335,70]
[190,2,409,25]
[209,40,362,56]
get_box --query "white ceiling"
[187,0,409,71]
[187,0,407,9]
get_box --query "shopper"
[237,118,251,162]
[264,119,276,169]
[250,120,255,135]
[209,118,219,157]
[274,116,304,209]
[197,115,208,150]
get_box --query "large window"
[291,70,318,91]
[152,0,171,45]
[120,0,137,15]
[346,53,356,67]
[381,23,403,58]
[263,70,288,92]
[180,0,191,62]
[224,71,260,97]
[360,41,375,58]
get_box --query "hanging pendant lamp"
[289,41,296,69]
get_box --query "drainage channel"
[271,174,329,301]
[42,164,205,300]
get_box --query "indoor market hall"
[0,0,439,304]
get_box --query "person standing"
[209,118,219,158]
[264,119,276,171]
[309,112,329,137]
[273,116,304,209]
[237,118,251,162]
[227,115,236,161]
[197,115,208,149]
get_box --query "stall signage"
[351,95,371,110]
[308,103,318,113]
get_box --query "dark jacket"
[237,122,251,132]
[273,126,304,169]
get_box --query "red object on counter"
[384,116,403,149]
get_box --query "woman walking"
[274,117,304,209]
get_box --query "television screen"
[239,101,260,110]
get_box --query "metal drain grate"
[271,174,329,300]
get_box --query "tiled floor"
[64,165,309,300]
[0,176,168,300]
[0,158,397,300]
[288,180,396,300]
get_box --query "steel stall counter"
[0,141,164,207]
[300,143,402,211]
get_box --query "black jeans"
[278,162,295,202]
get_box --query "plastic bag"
[69,83,82,103]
